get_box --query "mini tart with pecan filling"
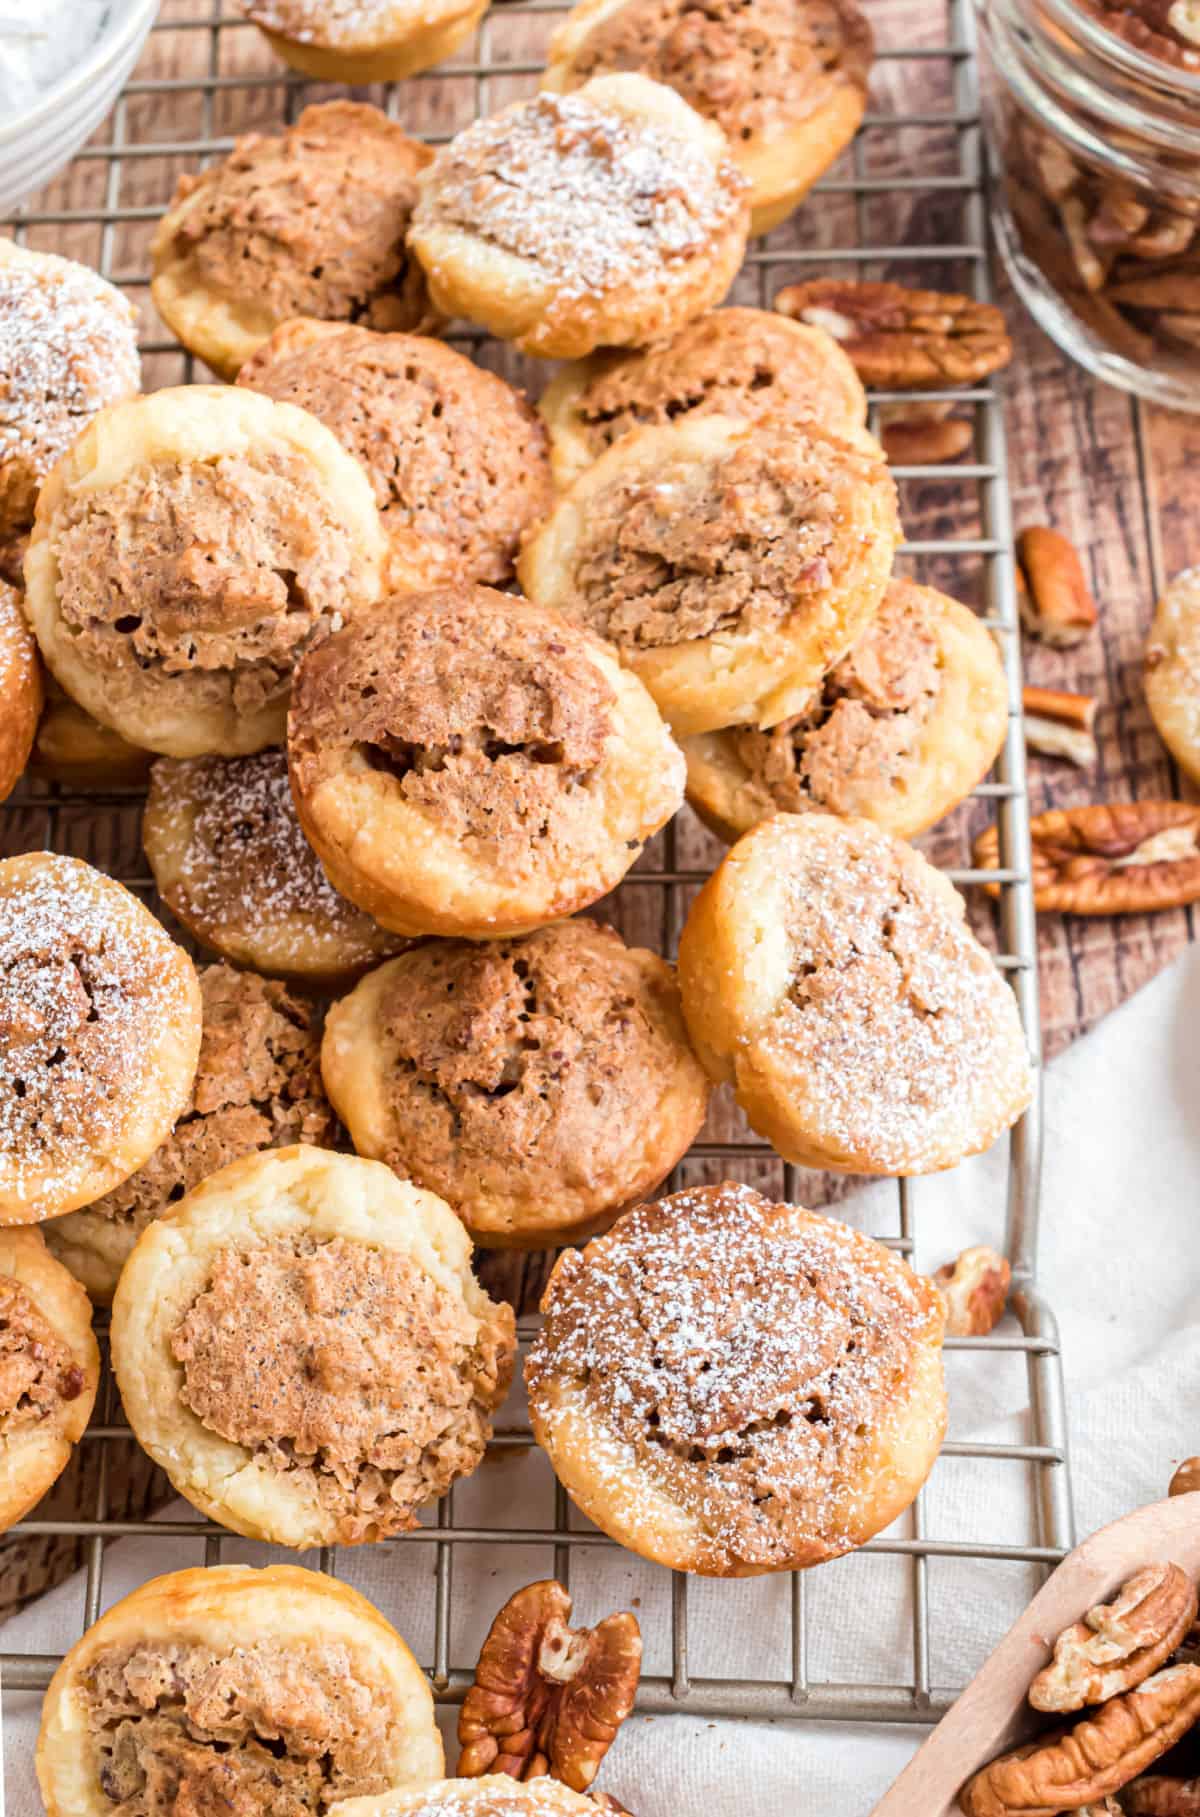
[23,386,385,760]
[30,678,151,790]
[537,306,868,491]
[517,412,900,737]
[0,1229,99,1534]
[241,0,492,83]
[37,1564,443,1817]
[110,1146,516,1549]
[542,0,873,236]
[287,587,684,940]
[677,814,1033,1175]
[0,577,41,801]
[151,103,437,382]
[681,577,1008,842]
[321,919,711,1248]
[330,1781,603,1817]
[526,1181,946,1576]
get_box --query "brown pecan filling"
[0,1275,84,1435]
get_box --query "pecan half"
[933,1246,1011,1337]
[1030,1566,1199,1713]
[881,417,973,465]
[1170,1460,1200,1498]
[1126,1778,1200,1813]
[1016,527,1099,647]
[960,1665,1200,1817]
[772,279,1012,387]
[457,1580,642,1792]
[973,803,1200,914]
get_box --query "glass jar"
[976,0,1200,411]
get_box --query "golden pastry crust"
[409,75,750,360]
[677,815,1033,1174]
[681,578,1008,842]
[332,1780,600,1817]
[0,577,41,801]
[287,586,685,939]
[238,321,553,593]
[526,1181,946,1575]
[36,1563,444,1817]
[537,306,867,490]
[45,965,337,1304]
[30,677,151,789]
[0,854,202,1224]
[517,412,900,737]
[0,238,140,541]
[110,1146,516,1549]
[151,103,436,381]
[143,749,407,988]
[1145,567,1200,786]
[321,919,711,1247]
[542,0,872,235]
[242,0,491,81]
[0,1229,100,1534]
[23,386,385,760]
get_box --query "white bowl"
[0,0,160,219]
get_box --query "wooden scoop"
[870,1493,1200,1816]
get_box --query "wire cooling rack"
[0,0,1073,1735]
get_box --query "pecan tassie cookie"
[678,814,1033,1174]
[0,578,41,801]
[543,0,873,235]
[37,1564,444,1817]
[330,1781,604,1817]
[537,306,868,490]
[238,321,553,592]
[518,412,900,736]
[0,1229,100,1535]
[526,1181,947,1575]
[321,920,711,1247]
[44,965,336,1304]
[0,854,202,1225]
[143,749,407,988]
[241,0,492,83]
[287,587,684,939]
[681,577,1009,842]
[409,76,750,360]
[111,1147,516,1549]
[29,677,152,789]
[0,237,140,543]
[151,103,437,381]
[23,385,385,760]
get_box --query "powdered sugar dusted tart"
[111,1147,516,1549]
[526,1181,947,1576]
[241,0,491,83]
[332,1780,601,1817]
[677,814,1034,1175]
[37,1564,443,1817]
[0,854,202,1224]
[409,75,750,360]
[517,412,900,737]
[0,577,41,801]
[0,1229,100,1534]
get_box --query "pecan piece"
[881,416,973,465]
[1108,273,1200,311]
[960,1665,1200,1816]
[1023,686,1099,768]
[1030,1566,1199,1713]
[1016,527,1099,647]
[933,1246,1011,1337]
[973,803,1200,914]
[457,1580,641,1792]
[1170,1460,1200,1498]
[1127,1778,1200,1813]
[772,279,1012,387]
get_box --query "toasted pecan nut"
[1126,1777,1200,1814]
[933,1245,1011,1337]
[881,417,973,465]
[1023,686,1099,768]
[772,278,1012,388]
[960,1665,1200,1817]
[1170,1459,1200,1498]
[1030,1566,1199,1714]
[974,803,1200,915]
[457,1579,641,1792]
[1017,527,1099,648]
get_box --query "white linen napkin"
[7,943,1200,1817]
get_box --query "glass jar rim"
[1034,0,1200,101]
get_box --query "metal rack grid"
[0,0,1073,1734]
